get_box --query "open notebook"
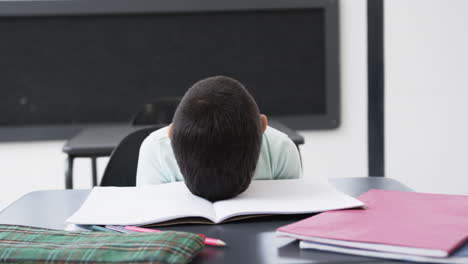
[67,179,364,226]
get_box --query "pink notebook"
[277,189,468,257]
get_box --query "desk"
[62,120,305,189]
[0,177,411,264]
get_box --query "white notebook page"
[213,179,363,222]
[67,182,215,225]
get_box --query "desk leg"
[91,157,98,186]
[65,156,74,189]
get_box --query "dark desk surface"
[62,120,305,156]
[0,177,412,264]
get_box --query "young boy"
[136,76,302,201]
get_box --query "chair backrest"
[131,97,181,126]
[100,125,164,187]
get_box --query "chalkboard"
[0,0,340,129]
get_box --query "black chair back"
[100,125,164,187]
[131,97,181,126]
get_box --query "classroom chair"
[100,125,164,186]
[131,97,181,126]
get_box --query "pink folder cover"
[277,189,468,254]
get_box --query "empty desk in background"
[62,120,305,189]
[0,177,413,264]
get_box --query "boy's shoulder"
[262,125,298,156]
[144,126,171,143]
[263,125,291,143]
[259,125,301,180]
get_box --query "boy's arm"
[136,136,170,185]
[272,136,303,179]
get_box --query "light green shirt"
[136,126,302,185]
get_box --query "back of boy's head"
[171,76,263,201]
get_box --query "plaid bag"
[0,224,204,264]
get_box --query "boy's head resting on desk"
[169,76,267,202]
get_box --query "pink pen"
[124,226,226,247]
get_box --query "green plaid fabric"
[0,224,204,264]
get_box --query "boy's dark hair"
[171,76,263,201]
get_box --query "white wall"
[0,141,109,210]
[300,0,368,179]
[385,0,468,194]
[0,0,369,210]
